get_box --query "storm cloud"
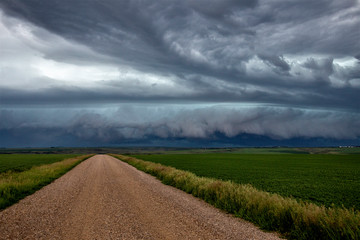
[0,0,359,147]
[1,105,359,147]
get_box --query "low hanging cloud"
[1,106,359,147]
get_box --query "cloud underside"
[1,106,359,147]
[0,1,359,109]
[0,0,359,146]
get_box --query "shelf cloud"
[0,0,359,147]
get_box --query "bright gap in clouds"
[35,59,119,84]
[0,10,190,94]
[0,11,108,88]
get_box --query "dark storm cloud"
[1,81,360,111]
[188,0,257,18]
[257,54,290,73]
[1,0,359,110]
[0,0,360,147]
[1,106,360,148]
[251,0,360,55]
[1,0,359,69]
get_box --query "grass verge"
[132,153,360,210]
[0,154,94,210]
[112,154,360,240]
[0,154,81,173]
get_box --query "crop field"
[132,153,360,210]
[117,154,360,240]
[0,154,91,210]
[0,154,80,173]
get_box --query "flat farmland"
[0,154,87,209]
[132,153,360,210]
[0,154,80,173]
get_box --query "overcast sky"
[0,0,359,147]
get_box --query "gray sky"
[0,0,359,147]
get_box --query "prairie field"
[132,152,360,210]
[116,153,360,240]
[0,154,92,209]
[0,154,80,173]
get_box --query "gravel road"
[0,155,281,240]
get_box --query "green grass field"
[0,154,92,210]
[132,153,360,210]
[116,154,360,240]
[0,154,80,173]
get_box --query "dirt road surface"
[0,155,281,240]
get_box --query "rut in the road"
[0,155,281,240]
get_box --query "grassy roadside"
[0,154,81,173]
[0,154,94,210]
[112,154,360,240]
[132,153,360,210]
